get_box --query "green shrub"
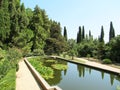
[0,60,11,80]
[0,69,16,90]
[0,48,21,90]
[102,59,112,64]
[7,48,22,68]
[0,48,6,60]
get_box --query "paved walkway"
[16,60,42,90]
[51,56,120,75]
[75,57,120,75]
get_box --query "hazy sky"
[21,0,120,42]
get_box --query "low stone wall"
[50,56,120,76]
[24,58,62,90]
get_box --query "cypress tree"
[77,26,82,43]
[89,30,91,37]
[109,21,115,42]
[63,26,67,41]
[99,26,104,42]
[82,26,85,40]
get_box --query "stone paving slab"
[16,60,42,90]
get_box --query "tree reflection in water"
[40,58,120,89]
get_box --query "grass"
[52,64,68,70]
[0,69,16,90]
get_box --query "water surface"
[42,59,120,90]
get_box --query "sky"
[21,0,120,42]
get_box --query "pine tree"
[63,26,67,41]
[18,3,29,30]
[30,5,47,52]
[8,0,20,44]
[13,3,33,55]
[0,0,10,46]
[41,9,50,31]
[0,0,2,7]
[77,26,82,43]
[99,26,104,42]
[109,21,115,42]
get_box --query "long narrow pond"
[35,58,120,90]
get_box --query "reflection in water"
[43,59,68,86]
[101,71,104,79]
[110,74,115,86]
[77,65,85,77]
[77,64,119,86]
[46,70,62,85]
[64,69,67,76]
[40,58,120,90]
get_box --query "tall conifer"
[77,26,82,43]
[63,26,67,41]
[99,26,104,42]
[82,26,85,40]
[109,21,115,42]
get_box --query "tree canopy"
[0,0,67,56]
[0,0,120,63]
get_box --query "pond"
[41,58,120,90]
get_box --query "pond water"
[42,59,120,90]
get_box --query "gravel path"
[16,60,42,90]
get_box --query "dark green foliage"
[77,40,96,57]
[82,26,85,40]
[109,35,120,63]
[77,26,82,43]
[67,39,78,59]
[13,29,33,56]
[109,21,115,42]
[8,0,20,44]
[19,3,29,30]
[89,30,91,38]
[30,5,47,52]
[63,26,67,41]
[26,8,33,20]
[44,21,67,55]
[99,26,104,42]
[97,42,105,60]
[0,0,10,47]
[76,26,85,43]
[41,9,50,31]
[102,59,112,64]
[0,0,67,57]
